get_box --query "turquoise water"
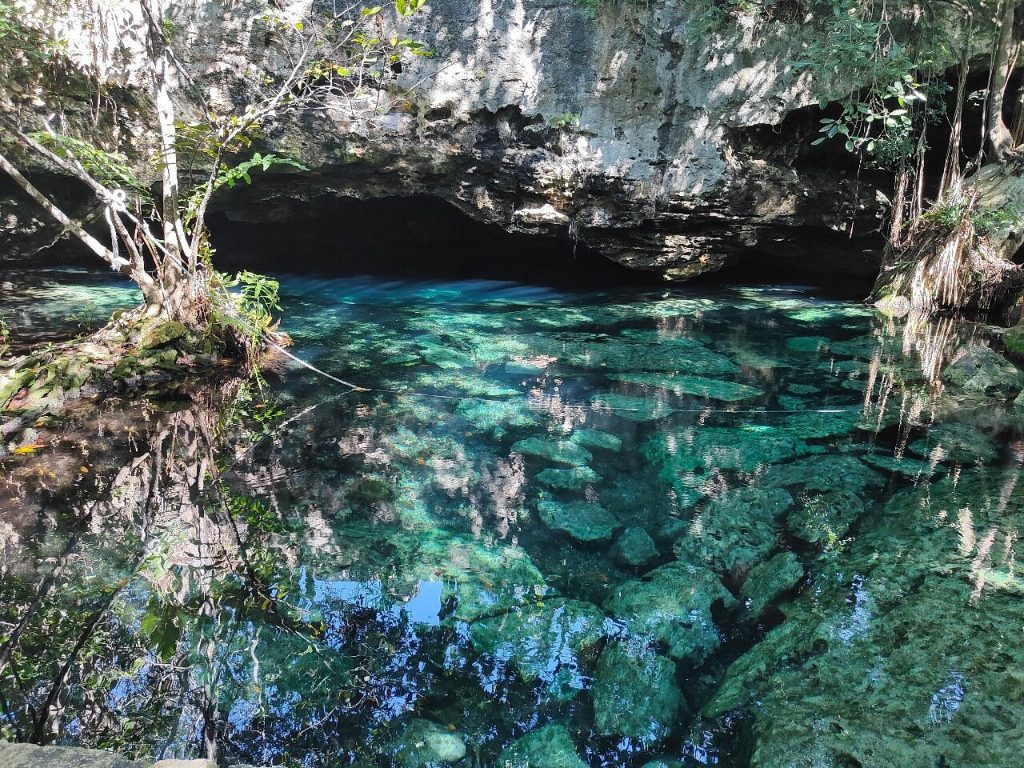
[1,272,1023,767]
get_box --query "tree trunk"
[987,0,1019,161]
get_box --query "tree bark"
[987,0,1019,161]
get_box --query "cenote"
[2,264,1023,768]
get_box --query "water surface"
[1,271,1022,767]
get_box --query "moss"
[139,320,188,350]
[1002,323,1024,358]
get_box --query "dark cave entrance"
[205,194,648,289]
[206,192,881,297]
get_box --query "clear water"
[1,271,1023,767]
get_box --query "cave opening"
[206,194,649,289]
[206,192,881,297]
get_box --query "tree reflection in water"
[0,383,436,764]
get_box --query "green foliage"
[574,0,605,16]
[690,0,763,33]
[29,132,150,198]
[921,199,968,230]
[915,193,1021,236]
[0,0,61,66]
[223,270,282,338]
[184,152,307,224]
[792,0,949,167]
[396,0,427,16]
[550,112,582,129]
[973,204,1024,235]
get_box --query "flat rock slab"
[537,500,621,544]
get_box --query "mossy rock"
[139,320,189,350]
[605,562,735,665]
[1003,323,1024,358]
[537,500,621,544]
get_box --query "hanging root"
[872,166,1024,316]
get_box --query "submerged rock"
[740,551,804,617]
[760,455,884,496]
[674,486,794,577]
[610,373,763,402]
[391,719,467,767]
[611,526,659,569]
[537,500,621,545]
[592,642,686,744]
[456,398,539,436]
[861,450,947,479]
[417,535,549,622]
[780,408,862,439]
[535,466,600,490]
[907,422,998,464]
[940,345,1024,398]
[497,725,588,768]
[785,490,865,547]
[570,428,622,452]
[605,561,734,665]
[512,437,592,466]
[470,598,606,699]
[704,467,1024,768]
[592,393,673,422]
[645,427,818,482]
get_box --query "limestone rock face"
[0,741,146,768]
[8,0,886,278]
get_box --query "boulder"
[497,725,588,768]
[605,562,734,665]
[940,345,1024,398]
[740,551,804,617]
[592,642,686,744]
[391,719,467,767]
[610,526,659,569]
[470,598,606,699]
[537,500,621,545]
[674,486,794,577]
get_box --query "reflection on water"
[2,273,1024,767]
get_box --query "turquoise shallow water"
[1,271,1023,767]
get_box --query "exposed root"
[871,156,1024,317]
